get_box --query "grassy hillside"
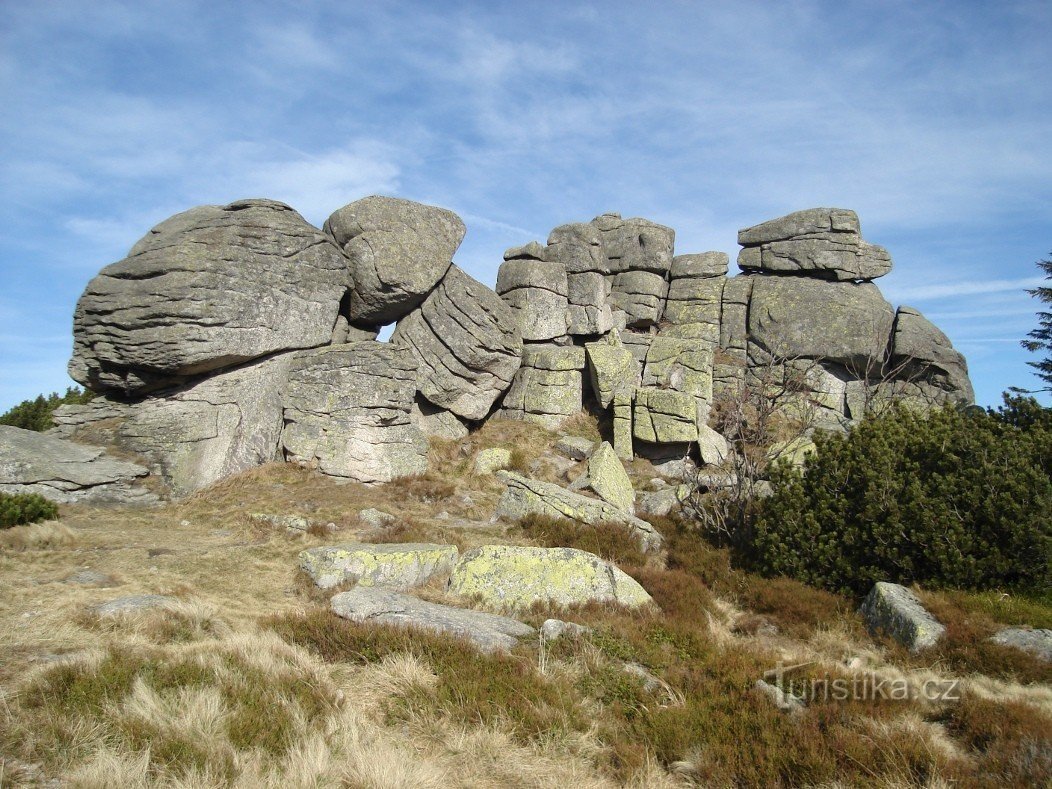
[1,420,1049,787]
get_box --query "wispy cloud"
[883,278,1044,302]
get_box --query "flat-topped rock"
[324,195,464,325]
[300,543,459,590]
[0,425,153,505]
[448,545,654,610]
[70,199,349,395]
[859,582,945,652]
[331,586,533,653]
[494,471,663,553]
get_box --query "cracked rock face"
[281,343,428,483]
[324,195,465,326]
[53,352,297,496]
[496,259,569,341]
[392,265,523,421]
[69,199,349,395]
[0,425,154,505]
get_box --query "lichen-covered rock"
[331,586,533,653]
[566,271,614,335]
[473,447,512,475]
[587,441,634,512]
[496,259,569,341]
[52,352,298,497]
[555,435,596,460]
[494,471,662,552]
[499,367,582,427]
[737,207,892,281]
[989,628,1052,662]
[93,595,177,616]
[281,343,428,483]
[70,199,349,395]
[586,332,636,409]
[592,213,675,275]
[748,278,894,370]
[697,423,729,466]
[0,425,153,505]
[613,390,634,460]
[637,485,690,517]
[859,582,945,652]
[670,252,728,279]
[392,265,523,420]
[641,335,714,409]
[324,195,464,325]
[546,222,603,273]
[663,275,725,327]
[633,388,698,444]
[890,307,975,405]
[609,270,668,328]
[300,543,459,590]
[448,545,653,610]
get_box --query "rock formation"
[37,197,973,501]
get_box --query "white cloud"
[882,277,1044,302]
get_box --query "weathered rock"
[697,423,729,466]
[358,508,396,529]
[331,586,533,653]
[494,471,663,552]
[566,271,614,335]
[586,332,636,409]
[448,545,654,610]
[593,214,675,275]
[664,275,725,327]
[859,582,945,652]
[633,388,698,444]
[499,367,582,427]
[641,335,714,414]
[609,270,668,327]
[522,345,586,371]
[587,442,635,512]
[281,343,428,483]
[749,278,894,370]
[636,485,690,517]
[504,241,547,261]
[410,397,470,440]
[547,222,603,273]
[737,208,892,281]
[473,447,512,475]
[52,352,298,497]
[93,594,177,616]
[323,196,464,325]
[754,679,806,714]
[70,199,348,395]
[65,570,119,587]
[300,543,459,590]
[890,307,975,405]
[670,252,728,279]
[989,628,1052,662]
[540,618,591,641]
[613,390,634,460]
[392,265,523,421]
[496,259,569,341]
[0,425,153,505]
[250,512,312,532]
[555,435,597,461]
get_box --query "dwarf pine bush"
[748,401,1052,596]
[0,492,59,528]
[0,386,94,432]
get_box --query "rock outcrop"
[300,543,459,590]
[56,196,973,500]
[0,425,154,504]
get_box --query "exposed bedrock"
[70,199,350,395]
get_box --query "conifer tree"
[1021,254,1052,391]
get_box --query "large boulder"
[70,199,349,395]
[392,265,523,421]
[52,352,298,496]
[592,213,675,275]
[448,545,654,610]
[331,587,533,653]
[323,196,464,325]
[586,332,636,409]
[737,207,892,281]
[889,307,974,405]
[0,426,153,505]
[859,582,945,652]
[300,543,459,590]
[494,471,663,552]
[633,388,699,444]
[281,343,428,483]
[498,346,584,427]
[587,441,635,512]
[748,278,894,370]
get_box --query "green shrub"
[748,403,1052,596]
[0,387,94,432]
[0,492,60,528]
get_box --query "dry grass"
[0,431,1049,786]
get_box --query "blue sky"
[1,0,1050,410]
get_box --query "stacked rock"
[45,197,973,499]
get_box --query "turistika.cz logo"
[762,661,961,711]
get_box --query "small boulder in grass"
[989,628,1052,663]
[473,447,512,475]
[859,582,945,652]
